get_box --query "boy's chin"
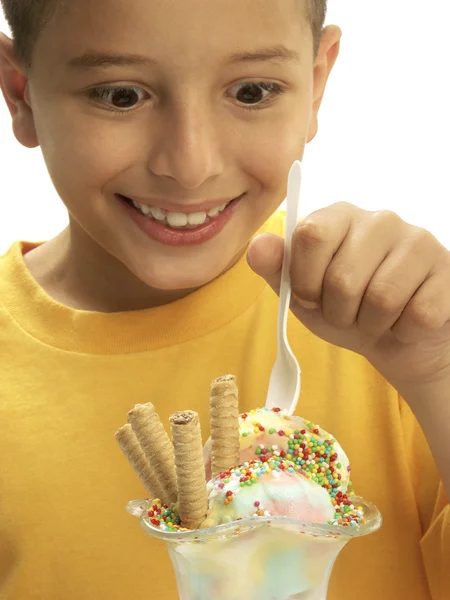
[130,258,232,292]
[117,231,248,293]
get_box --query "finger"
[357,229,437,337]
[247,233,284,293]
[247,233,321,325]
[321,213,402,328]
[290,202,354,308]
[390,270,450,344]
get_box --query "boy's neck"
[23,224,201,312]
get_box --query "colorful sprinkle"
[144,499,187,532]
[145,407,362,532]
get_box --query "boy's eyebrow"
[67,45,300,70]
[226,45,301,64]
[67,52,155,70]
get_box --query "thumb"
[247,233,284,293]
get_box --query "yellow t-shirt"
[0,212,448,600]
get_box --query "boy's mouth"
[120,195,233,230]
[117,193,243,247]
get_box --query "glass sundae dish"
[116,375,382,600]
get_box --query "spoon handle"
[279,161,303,347]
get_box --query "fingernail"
[293,295,320,310]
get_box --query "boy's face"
[4,0,340,291]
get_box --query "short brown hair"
[1,0,327,72]
[309,0,328,57]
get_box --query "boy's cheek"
[244,135,308,206]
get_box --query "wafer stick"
[115,424,166,500]
[170,411,208,530]
[128,403,178,504]
[210,375,240,477]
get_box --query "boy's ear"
[307,25,342,143]
[0,33,39,149]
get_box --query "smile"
[118,193,244,247]
[123,197,233,230]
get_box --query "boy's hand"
[248,202,450,393]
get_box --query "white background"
[1,0,449,253]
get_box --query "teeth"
[188,211,208,226]
[140,204,152,216]
[129,198,232,229]
[150,206,166,221]
[208,206,220,218]
[167,212,188,227]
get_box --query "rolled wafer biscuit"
[210,375,240,477]
[170,411,208,530]
[128,403,178,505]
[114,424,165,500]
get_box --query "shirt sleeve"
[400,396,450,599]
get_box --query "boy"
[0,0,448,598]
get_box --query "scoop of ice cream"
[201,408,353,528]
[238,408,351,496]
[201,456,335,528]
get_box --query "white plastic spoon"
[265,160,302,415]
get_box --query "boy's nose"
[147,98,225,189]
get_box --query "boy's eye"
[88,86,148,111]
[87,81,283,113]
[229,82,283,108]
